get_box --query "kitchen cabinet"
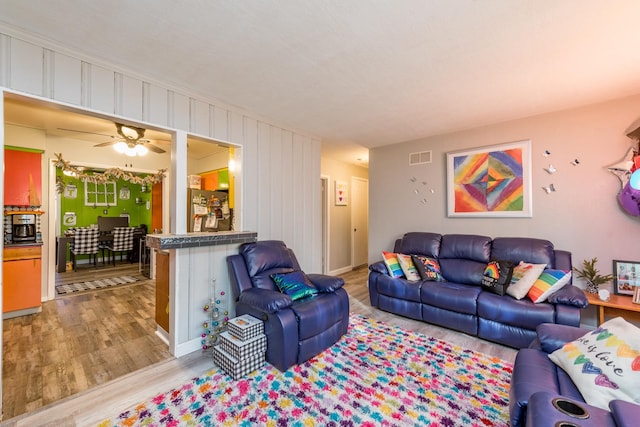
[3,245,42,317]
[4,148,43,206]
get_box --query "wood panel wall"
[0,29,321,271]
[0,28,322,356]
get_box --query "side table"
[584,292,640,325]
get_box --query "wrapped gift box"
[220,331,267,360]
[213,345,265,380]
[228,314,264,341]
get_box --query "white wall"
[370,94,640,302]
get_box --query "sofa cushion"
[397,253,421,281]
[527,269,571,303]
[376,274,422,302]
[271,271,318,301]
[507,261,546,299]
[396,232,442,257]
[412,255,444,281]
[421,281,481,315]
[492,237,556,267]
[242,240,296,277]
[438,234,491,284]
[548,317,640,410]
[382,251,404,278]
[478,292,555,330]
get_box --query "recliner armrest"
[547,284,588,308]
[536,323,591,353]
[610,399,640,427]
[307,274,344,292]
[238,288,293,313]
[369,261,388,275]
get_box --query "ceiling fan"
[58,122,167,155]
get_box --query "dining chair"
[69,227,100,271]
[105,227,135,266]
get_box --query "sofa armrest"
[369,261,388,275]
[238,288,293,313]
[307,274,345,292]
[547,284,588,308]
[610,399,640,427]
[536,323,590,353]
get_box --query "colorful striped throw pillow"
[527,269,571,303]
[382,251,404,278]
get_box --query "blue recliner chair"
[227,240,350,371]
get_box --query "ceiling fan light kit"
[114,141,149,157]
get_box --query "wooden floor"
[1,266,517,426]
[2,263,171,422]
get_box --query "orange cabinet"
[4,148,43,206]
[3,245,42,315]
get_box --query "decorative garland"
[53,153,166,186]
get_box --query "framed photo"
[446,140,532,217]
[613,260,640,296]
[335,180,348,206]
[633,287,640,305]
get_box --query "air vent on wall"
[409,150,432,165]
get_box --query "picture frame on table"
[446,140,532,217]
[613,259,640,296]
[633,286,640,305]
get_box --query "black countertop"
[145,231,257,250]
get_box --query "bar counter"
[145,231,257,250]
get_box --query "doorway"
[351,177,368,268]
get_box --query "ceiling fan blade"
[145,143,166,154]
[94,140,118,147]
[57,127,114,138]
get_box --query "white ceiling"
[2,1,640,167]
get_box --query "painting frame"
[446,140,532,217]
[335,180,348,206]
[613,259,640,296]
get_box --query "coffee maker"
[12,214,36,243]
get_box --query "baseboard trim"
[175,338,205,357]
[329,266,353,276]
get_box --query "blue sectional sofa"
[368,232,588,349]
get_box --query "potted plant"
[573,257,614,294]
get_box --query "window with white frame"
[84,181,117,206]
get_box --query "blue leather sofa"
[368,232,588,349]
[227,240,350,372]
[510,323,640,427]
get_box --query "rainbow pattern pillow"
[382,252,404,278]
[549,316,640,410]
[506,261,546,299]
[527,269,571,303]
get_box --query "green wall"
[57,168,152,233]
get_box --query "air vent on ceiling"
[409,150,432,165]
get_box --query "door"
[351,177,368,268]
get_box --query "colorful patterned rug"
[99,315,513,426]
